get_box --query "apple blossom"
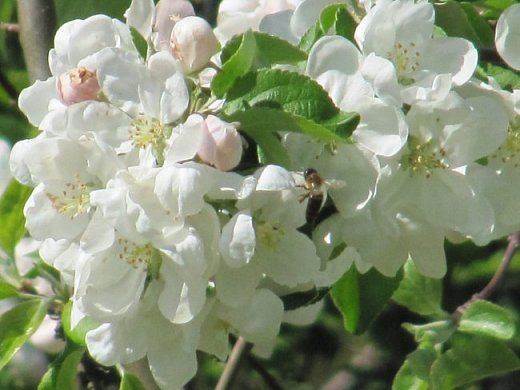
[169,16,219,74]
[355,0,478,105]
[19,15,139,127]
[197,115,243,171]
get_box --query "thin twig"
[455,231,520,317]
[215,337,252,390]
[0,22,20,32]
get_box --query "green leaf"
[298,3,352,52]
[38,340,84,390]
[334,7,357,43]
[61,301,99,347]
[459,3,495,48]
[120,373,147,390]
[320,111,360,139]
[224,69,339,122]
[393,345,437,390]
[434,1,494,49]
[481,63,520,90]
[0,281,19,300]
[0,180,32,257]
[253,32,307,65]
[130,27,147,61]
[430,333,520,390]
[298,22,323,53]
[228,107,352,143]
[458,299,516,340]
[330,267,403,334]
[0,298,48,370]
[251,131,290,167]
[403,320,456,345]
[482,0,516,18]
[393,260,444,316]
[54,0,128,24]
[212,31,257,97]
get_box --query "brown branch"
[215,337,252,390]
[16,0,57,82]
[455,231,520,317]
[0,22,20,32]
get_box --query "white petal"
[215,262,261,308]
[220,212,256,267]
[422,37,478,86]
[164,114,204,165]
[353,97,408,156]
[361,53,401,107]
[18,78,57,126]
[306,36,361,80]
[219,289,283,344]
[258,229,320,287]
[496,4,520,70]
[125,0,155,39]
[256,165,295,191]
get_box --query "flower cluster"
[220,0,520,277]
[11,0,520,387]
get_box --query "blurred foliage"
[1,0,520,389]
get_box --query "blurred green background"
[2,0,520,389]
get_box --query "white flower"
[85,281,202,388]
[215,0,302,43]
[355,0,477,105]
[19,15,138,127]
[496,3,520,70]
[11,135,119,241]
[169,16,219,74]
[306,35,408,156]
[217,165,321,308]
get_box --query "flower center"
[47,175,92,218]
[257,222,283,249]
[489,120,520,168]
[387,41,421,85]
[117,238,154,269]
[401,139,447,178]
[129,115,167,149]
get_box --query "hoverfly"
[300,168,345,224]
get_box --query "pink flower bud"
[170,16,219,74]
[198,115,242,171]
[57,67,100,105]
[152,0,195,50]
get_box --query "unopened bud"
[198,115,242,171]
[152,0,195,50]
[170,16,219,74]
[57,67,100,105]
